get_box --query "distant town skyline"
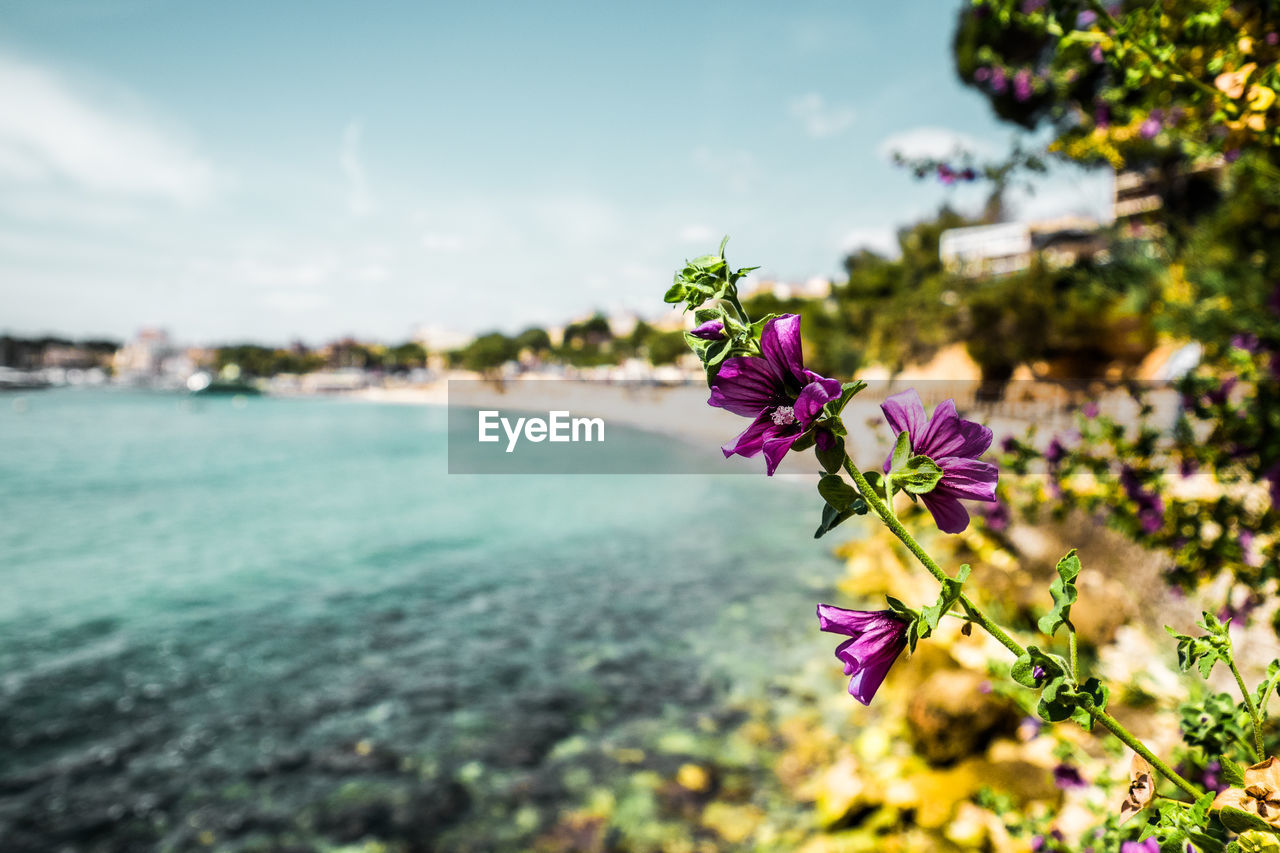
[0,1,1114,345]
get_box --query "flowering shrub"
[663,240,1280,852]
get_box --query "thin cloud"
[788,93,856,139]
[422,232,466,252]
[678,224,717,244]
[0,52,215,204]
[877,126,989,161]
[340,120,373,217]
[839,226,901,259]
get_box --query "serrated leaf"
[1221,758,1247,788]
[919,564,971,635]
[1037,549,1081,636]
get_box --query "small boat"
[187,371,261,396]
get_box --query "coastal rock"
[906,670,1021,766]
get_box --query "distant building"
[939,217,1105,278]
[113,328,174,378]
[939,223,1033,277]
[1112,156,1226,237]
[411,324,473,354]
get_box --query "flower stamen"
[771,406,797,425]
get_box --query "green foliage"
[665,237,758,313]
[814,474,868,539]
[1168,611,1234,679]
[1037,549,1081,637]
[907,564,971,653]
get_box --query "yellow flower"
[1249,85,1277,113]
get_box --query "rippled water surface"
[0,389,850,851]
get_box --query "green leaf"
[1167,612,1232,679]
[896,455,944,495]
[1010,646,1069,688]
[1220,806,1279,835]
[920,564,971,634]
[817,474,859,511]
[823,381,866,419]
[889,431,911,475]
[813,496,867,539]
[1221,757,1248,789]
[815,439,845,475]
[663,283,686,304]
[1037,550,1082,636]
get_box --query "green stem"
[1259,669,1280,715]
[1068,627,1079,679]
[844,457,1022,657]
[839,452,1202,799]
[1088,707,1203,801]
[1229,656,1267,759]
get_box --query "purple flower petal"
[934,457,999,502]
[816,605,908,705]
[690,319,725,340]
[708,357,785,417]
[914,398,962,458]
[794,377,843,424]
[761,428,802,475]
[721,411,775,459]
[921,492,971,534]
[881,388,928,442]
[760,313,805,386]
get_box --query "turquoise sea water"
[0,389,851,851]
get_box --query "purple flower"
[1032,665,1047,680]
[1082,401,1100,418]
[816,605,909,705]
[1090,44,1105,64]
[1120,466,1164,534]
[690,319,725,341]
[1232,333,1260,353]
[979,499,1010,532]
[1014,69,1034,102]
[708,314,842,475]
[880,389,998,533]
[1139,110,1164,140]
[1053,763,1088,789]
[1045,436,1068,467]
[991,67,1008,94]
[974,66,991,83]
[1076,10,1098,27]
[1120,839,1159,853]
[1203,759,1225,792]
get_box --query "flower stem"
[840,451,1203,800]
[1068,627,1079,679]
[1229,656,1267,759]
[843,457,1020,658]
[1087,707,1203,800]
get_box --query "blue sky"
[0,1,1113,345]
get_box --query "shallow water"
[0,389,851,851]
